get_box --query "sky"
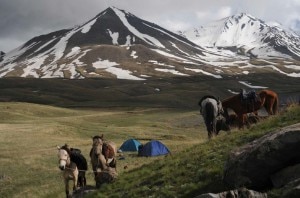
[1,0,300,53]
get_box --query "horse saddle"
[240,89,257,102]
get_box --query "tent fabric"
[119,139,142,152]
[138,140,170,157]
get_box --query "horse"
[222,89,278,128]
[90,135,117,176]
[227,113,262,128]
[57,144,87,198]
[68,147,88,187]
[90,135,118,187]
[198,95,230,139]
[258,89,278,115]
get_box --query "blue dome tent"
[138,140,170,157]
[119,139,142,152]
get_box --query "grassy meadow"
[0,102,206,198]
[0,76,299,197]
[0,101,299,198]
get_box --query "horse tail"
[205,102,215,120]
[204,102,215,136]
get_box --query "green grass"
[0,102,205,198]
[1,102,299,198]
[88,104,300,198]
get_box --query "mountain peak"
[1,8,300,79]
[0,7,205,79]
[224,12,261,25]
[180,13,300,59]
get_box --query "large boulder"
[223,123,300,190]
[95,167,118,188]
[195,188,267,198]
[270,163,300,188]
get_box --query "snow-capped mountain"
[179,13,300,60]
[1,7,233,80]
[1,9,300,79]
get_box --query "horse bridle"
[58,157,69,164]
[58,150,71,168]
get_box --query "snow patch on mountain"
[130,51,138,59]
[92,58,144,80]
[66,47,81,58]
[238,81,268,89]
[107,29,119,45]
[155,68,188,76]
[240,64,300,77]
[81,18,97,34]
[184,67,222,79]
[284,65,300,70]
[112,7,165,48]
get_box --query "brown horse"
[90,135,118,187]
[258,90,278,115]
[90,135,117,177]
[222,89,278,128]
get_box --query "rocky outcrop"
[195,187,267,198]
[72,185,97,198]
[223,123,300,190]
[271,163,300,188]
[95,167,118,188]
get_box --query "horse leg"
[109,158,117,169]
[212,117,217,137]
[79,172,86,187]
[253,111,258,116]
[73,169,78,192]
[208,130,212,139]
[84,173,87,186]
[268,98,276,115]
[263,98,272,115]
[273,96,278,115]
[92,163,97,178]
[77,173,82,187]
[244,114,251,128]
[238,114,245,129]
[64,179,70,198]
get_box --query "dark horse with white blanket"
[198,95,230,139]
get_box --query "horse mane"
[60,144,71,155]
[60,144,87,171]
[93,135,104,140]
[198,95,219,106]
[70,151,88,171]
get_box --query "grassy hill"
[0,102,299,198]
[88,104,300,198]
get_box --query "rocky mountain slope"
[1,8,300,79]
[179,13,300,60]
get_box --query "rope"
[64,166,115,174]
[64,167,96,173]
